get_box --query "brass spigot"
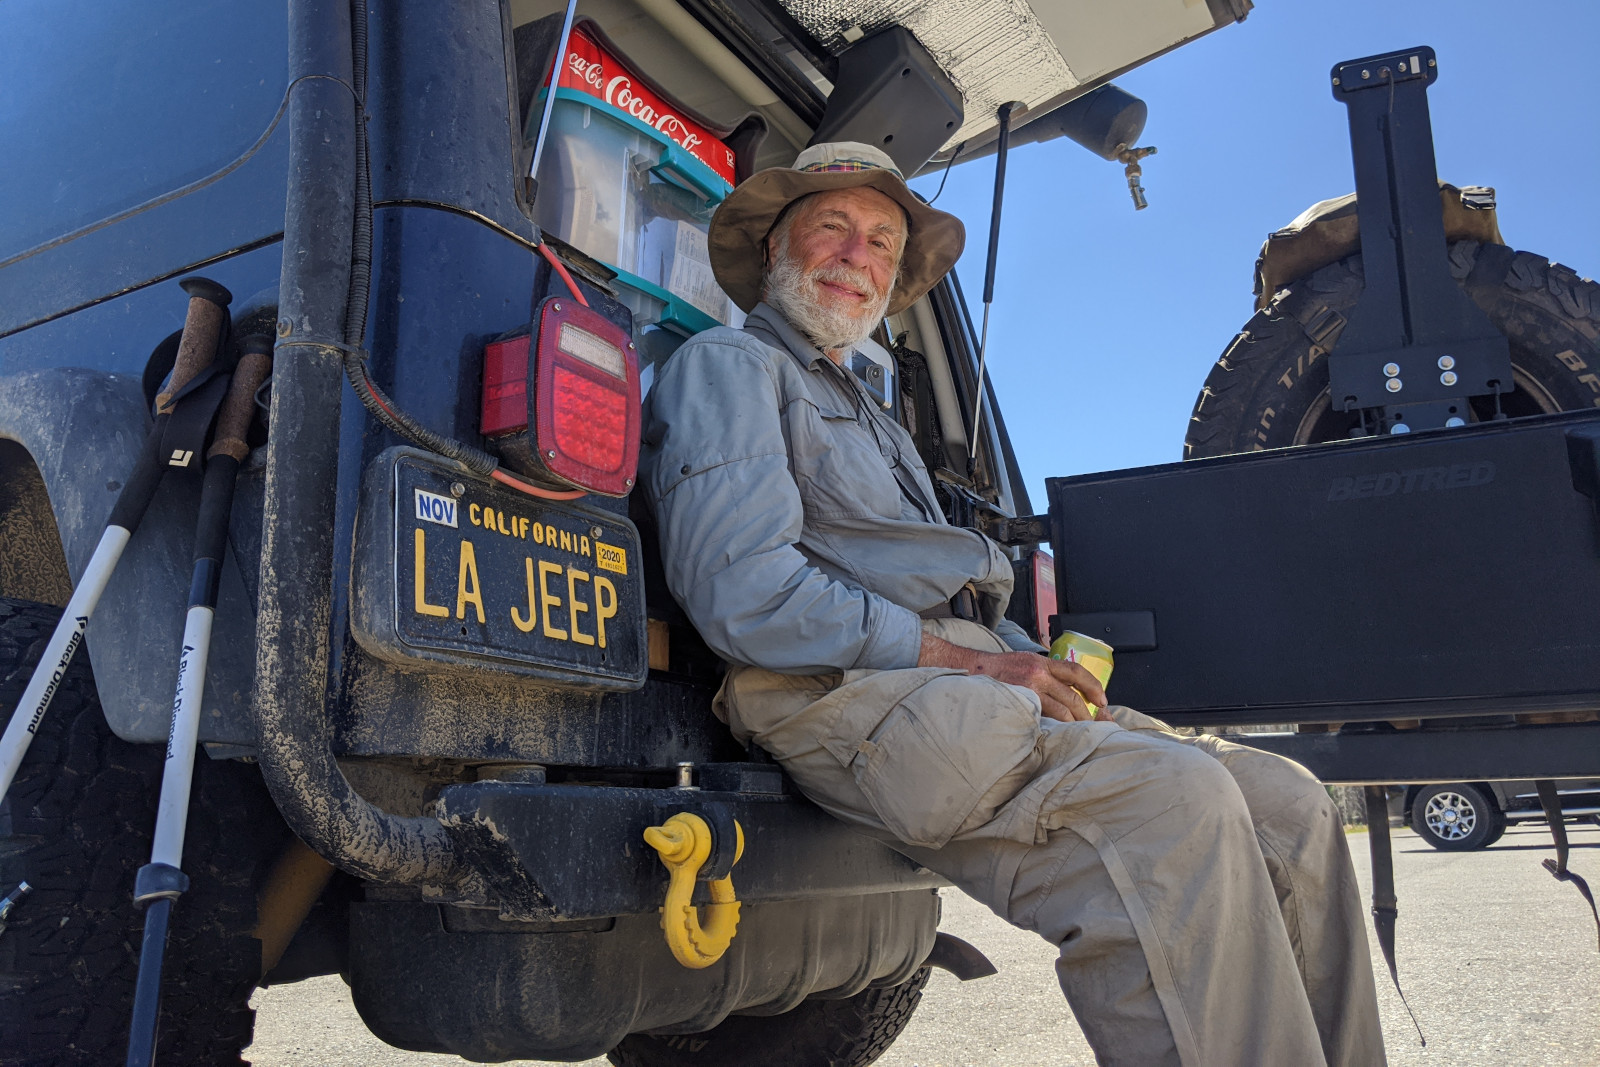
[1116,145,1158,210]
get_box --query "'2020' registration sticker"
[595,541,628,575]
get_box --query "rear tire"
[0,597,280,1066]
[1186,241,1600,457]
[607,966,931,1067]
[1409,783,1506,851]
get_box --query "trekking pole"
[0,278,232,804]
[124,336,271,1067]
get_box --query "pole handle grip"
[208,339,273,461]
[156,277,233,414]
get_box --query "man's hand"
[919,634,1108,723]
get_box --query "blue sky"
[909,0,1600,510]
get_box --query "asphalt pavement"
[249,824,1599,1066]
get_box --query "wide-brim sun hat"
[708,141,966,318]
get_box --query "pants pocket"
[847,674,1042,849]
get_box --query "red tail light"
[481,334,531,438]
[480,297,640,496]
[1032,548,1056,641]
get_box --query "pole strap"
[1364,785,1425,1045]
[1534,779,1599,952]
[158,367,232,478]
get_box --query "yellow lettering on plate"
[595,542,628,575]
[413,528,449,617]
[511,558,538,633]
[567,568,594,646]
[538,559,567,640]
[594,575,618,649]
[456,540,486,623]
[468,502,482,527]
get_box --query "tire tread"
[607,967,931,1067]
[0,598,277,1067]
[1185,242,1600,458]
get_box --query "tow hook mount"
[432,774,942,923]
[644,810,745,968]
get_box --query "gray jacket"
[641,303,1037,675]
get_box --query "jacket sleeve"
[995,618,1048,654]
[641,337,924,674]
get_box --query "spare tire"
[1185,241,1600,456]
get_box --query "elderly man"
[641,142,1385,1066]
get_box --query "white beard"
[763,245,893,353]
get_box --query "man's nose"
[833,229,871,266]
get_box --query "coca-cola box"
[532,22,740,333]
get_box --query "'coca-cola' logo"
[551,28,735,185]
[567,51,604,90]
[604,76,702,154]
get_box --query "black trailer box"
[1046,410,1600,727]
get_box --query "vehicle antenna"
[969,102,1020,470]
[528,0,582,198]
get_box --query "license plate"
[354,449,647,690]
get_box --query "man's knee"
[1196,736,1343,834]
[1043,735,1255,842]
[1157,743,1259,834]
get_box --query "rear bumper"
[434,769,942,921]
[360,768,943,1061]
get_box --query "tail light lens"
[1032,548,1056,641]
[480,297,640,496]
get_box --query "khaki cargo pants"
[715,619,1385,1067]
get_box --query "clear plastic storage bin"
[535,92,739,333]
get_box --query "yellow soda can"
[1049,630,1114,718]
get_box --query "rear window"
[0,1,288,264]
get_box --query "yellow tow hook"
[643,812,745,969]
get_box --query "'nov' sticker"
[414,488,458,528]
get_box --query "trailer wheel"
[1409,783,1506,851]
[0,598,278,1067]
[1185,241,1600,457]
[606,966,931,1067]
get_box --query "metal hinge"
[987,514,1049,547]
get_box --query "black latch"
[987,514,1049,547]
[1568,427,1600,553]
[1050,611,1157,652]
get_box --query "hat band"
[796,159,905,180]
